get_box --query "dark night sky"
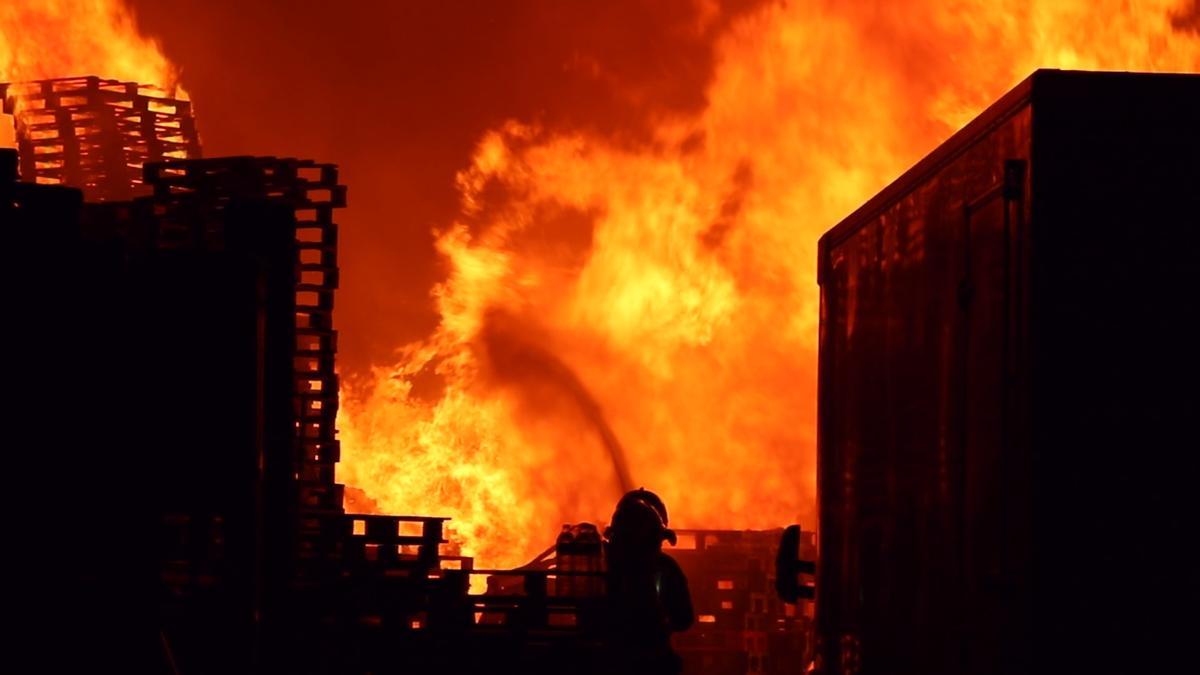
[128,0,765,374]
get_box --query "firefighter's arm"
[658,555,694,632]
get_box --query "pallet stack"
[1,76,200,201]
[139,158,456,590]
[143,156,348,533]
[669,528,816,675]
[68,152,461,669]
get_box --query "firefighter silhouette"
[602,488,694,675]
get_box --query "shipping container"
[816,70,1200,675]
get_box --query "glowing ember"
[337,0,1200,570]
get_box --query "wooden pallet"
[2,76,200,201]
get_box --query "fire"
[338,0,1200,570]
[1,0,184,145]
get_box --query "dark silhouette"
[775,524,816,604]
[603,489,694,675]
[816,69,1200,674]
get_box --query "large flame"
[338,0,1200,570]
[1,0,184,146]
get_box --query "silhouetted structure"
[1,76,200,201]
[8,137,802,671]
[817,69,1200,675]
[5,147,128,670]
[6,139,613,673]
[141,156,350,572]
[672,528,815,675]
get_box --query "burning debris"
[6,1,1200,673]
[2,76,198,201]
[3,72,814,672]
[332,0,1200,578]
[671,528,816,675]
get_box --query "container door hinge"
[958,278,975,310]
[1003,159,1027,200]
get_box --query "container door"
[958,160,1025,675]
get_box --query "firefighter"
[603,488,694,675]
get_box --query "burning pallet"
[1,75,200,201]
[669,528,816,675]
[9,115,821,673]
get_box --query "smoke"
[1174,0,1200,33]
[104,0,1200,568]
[126,0,769,374]
[480,310,634,495]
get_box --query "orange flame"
[338,0,1200,570]
[1,0,184,146]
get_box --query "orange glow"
[1,0,184,126]
[338,0,1200,570]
